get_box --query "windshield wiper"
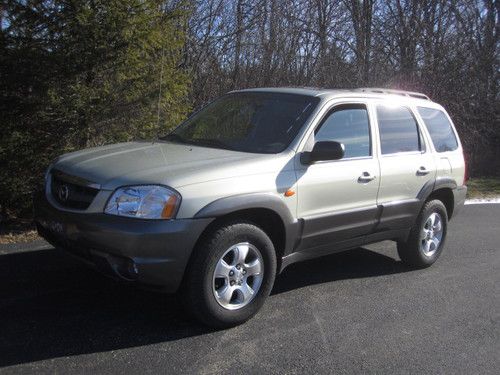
[189,138,234,151]
[161,134,234,151]
[160,133,188,144]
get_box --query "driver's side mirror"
[301,141,345,164]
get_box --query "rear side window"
[417,107,458,152]
[376,105,422,154]
[315,104,371,158]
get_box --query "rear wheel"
[182,221,276,328]
[397,199,448,268]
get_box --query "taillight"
[463,151,469,185]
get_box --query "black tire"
[181,221,277,328]
[397,199,448,268]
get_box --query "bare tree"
[184,0,499,175]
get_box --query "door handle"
[416,166,430,176]
[358,171,376,183]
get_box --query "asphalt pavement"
[0,205,499,374]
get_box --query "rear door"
[373,101,436,231]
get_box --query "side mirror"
[301,141,345,164]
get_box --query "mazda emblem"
[58,184,70,202]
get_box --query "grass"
[466,177,500,199]
[0,230,40,245]
[0,217,39,244]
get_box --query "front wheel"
[181,221,277,328]
[397,199,448,268]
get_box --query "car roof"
[233,87,437,105]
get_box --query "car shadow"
[0,245,410,367]
[0,248,214,367]
[272,246,409,295]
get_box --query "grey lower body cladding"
[34,191,212,292]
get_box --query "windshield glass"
[161,92,320,153]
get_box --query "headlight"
[105,185,181,219]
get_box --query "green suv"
[35,87,467,327]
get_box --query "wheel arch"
[193,193,301,270]
[417,177,457,219]
[427,188,455,219]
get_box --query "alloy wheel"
[212,242,264,310]
[420,212,444,257]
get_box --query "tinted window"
[418,107,458,152]
[162,92,319,154]
[315,105,371,158]
[377,106,421,154]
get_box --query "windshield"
[161,92,320,153]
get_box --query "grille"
[50,170,99,210]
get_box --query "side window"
[376,105,422,154]
[417,107,458,152]
[315,104,371,158]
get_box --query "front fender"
[194,193,301,256]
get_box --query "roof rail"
[355,87,430,100]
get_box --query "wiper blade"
[161,134,234,151]
[160,133,188,144]
[190,138,234,151]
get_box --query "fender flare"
[417,177,457,202]
[194,193,301,255]
[416,177,458,219]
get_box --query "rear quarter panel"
[413,102,466,188]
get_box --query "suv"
[35,87,467,327]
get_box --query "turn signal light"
[161,195,180,219]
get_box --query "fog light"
[115,257,139,280]
[93,250,139,281]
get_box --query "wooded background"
[1,0,499,220]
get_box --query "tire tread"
[181,220,276,328]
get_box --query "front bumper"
[34,191,213,292]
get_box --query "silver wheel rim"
[212,242,264,310]
[420,212,443,257]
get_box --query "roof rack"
[355,87,430,100]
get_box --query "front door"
[295,102,380,252]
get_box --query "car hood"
[52,141,291,190]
